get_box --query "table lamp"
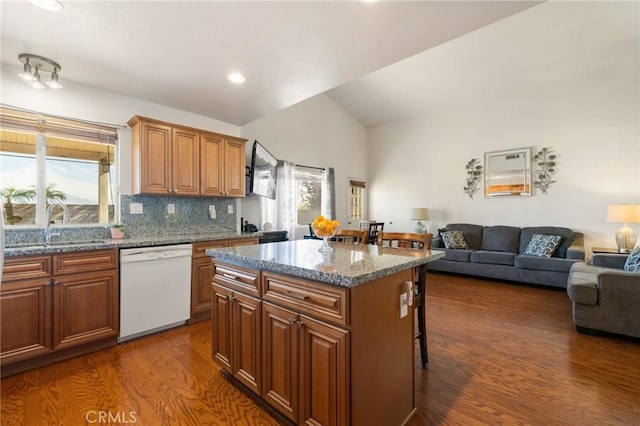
[411,207,429,234]
[606,204,640,253]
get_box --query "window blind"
[0,106,118,145]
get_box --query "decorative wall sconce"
[463,158,483,199]
[533,147,557,195]
[18,54,63,90]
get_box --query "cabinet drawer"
[193,240,229,258]
[213,262,260,297]
[53,249,118,275]
[2,256,51,283]
[228,237,259,247]
[262,271,348,327]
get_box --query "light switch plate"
[228,205,233,214]
[130,203,143,214]
[168,204,175,214]
[400,294,408,318]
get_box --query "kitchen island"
[206,239,444,426]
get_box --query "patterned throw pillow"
[524,234,562,257]
[441,230,469,249]
[623,246,640,272]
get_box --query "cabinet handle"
[284,291,308,301]
[228,294,235,301]
[297,319,304,328]
[288,318,297,325]
[223,273,238,281]
[52,280,60,286]
[45,279,53,286]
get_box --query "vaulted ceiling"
[0,1,542,127]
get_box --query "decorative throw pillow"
[524,234,562,257]
[623,246,640,272]
[441,230,469,249]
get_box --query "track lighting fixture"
[18,54,63,90]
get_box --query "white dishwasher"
[119,244,193,342]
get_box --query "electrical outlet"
[130,203,143,214]
[228,205,233,214]
[168,204,175,214]
[209,205,216,219]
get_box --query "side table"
[591,247,621,254]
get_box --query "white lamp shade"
[410,208,429,220]
[606,205,640,224]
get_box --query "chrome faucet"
[44,201,70,244]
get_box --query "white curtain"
[274,160,297,240]
[321,167,336,220]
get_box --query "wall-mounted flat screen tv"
[248,140,278,199]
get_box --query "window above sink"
[0,106,120,227]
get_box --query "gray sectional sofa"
[429,223,585,288]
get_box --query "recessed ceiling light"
[227,72,246,84]
[27,0,64,12]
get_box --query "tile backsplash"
[4,195,238,246]
[120,194,237,237]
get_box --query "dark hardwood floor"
[2,272,639,425]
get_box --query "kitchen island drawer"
[262,271,348,327]
[213,262,261,297]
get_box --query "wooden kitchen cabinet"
[211,261,349,425]
[212,263,262,396]
[200,132,246,197]
[0,278,53,364]
[129,115,247,197]
[262,274,349,425]
[1,249,119,377]
[129,116,199,196]
[190,238,258,323]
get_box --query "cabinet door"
[262,302,300,423]
[139,120,172,194]
[224,139,246,197]
[212,284,233,372]
[232,292,262,395]
[172,127,200,195]
[0,279,53,364]
[200,132,225,196]
[53,269,119,350]
[191,257,214,322]
[299,315,349,426]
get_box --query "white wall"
[367,2,640,251]
[241,93,368,236]
[0,64,242,197]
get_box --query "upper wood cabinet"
[129,116,246,197]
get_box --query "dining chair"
[377,231,433,367]
[366,221,385,244]
[335,229,368,244]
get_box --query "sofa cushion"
[441,230,469,249]
[520,226,574,258]
[480,226,521,253]
[623,246,640,272]
[470,250,517,266]
[442,249,473,262]
[567,263,600,305]
[444,223,483,250]
[524,234,562,257]
[515,255,577,273]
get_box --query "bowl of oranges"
[311,215,340,253]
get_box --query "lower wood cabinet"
[1,249,119,376]
[190,238,259,323]
[212,283,262,395]
[0,278,53,364]
[212,261,349,426]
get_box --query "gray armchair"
[567,253,640,338]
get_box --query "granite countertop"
[4,232,260,257]
[206,239,445,288]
